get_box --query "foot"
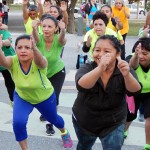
[46,124,55,136]
[39,115,46,122]
[61,130,73,148]
[138,114,145,122]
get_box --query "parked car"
[126,4,146,15]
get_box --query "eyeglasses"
[115,2,122,5]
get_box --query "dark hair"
[40,14,58,27]
[100,4,112,12]
[94,35,121,52]
[28,5,38,11]
[2,1,6,5]
[92,11,109,26]
[132,37,150,52]
[15,34,30,48]
[50,5,63,20]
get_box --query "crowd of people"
[0,0,150,150]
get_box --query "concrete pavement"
[0,32,145,150]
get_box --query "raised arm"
[0,35,12,69]
[58,20,66,45]
[117,56,141,92]
[32,20,40,43]
[60,1,68,27]
[36,0,43,18]
[129,43,140,69]
[30,36,47,69]
[23,0,29,24]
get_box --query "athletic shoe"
[46,124,55,136]
[138,113,145,122]
[61,130,73,148]
[143,148,150,150]
[39,115,46,122]
[124,131,128,139]
[143,144,150,150]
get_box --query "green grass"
[9,4,23,11]
[128,20,145,36]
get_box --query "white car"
[126,4,146,15]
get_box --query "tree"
[67,0,78,33]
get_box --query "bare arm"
[60,1,68,27]
[78,53,111,89]
[30,36,47,68]
[36,0,43,18]
[129,43,140,69]
[32,20,40,43]
[117,56,141,92]
[78,66,102,89]
[23,0,29,24]
[0,36,12,69]
[0,24,8,30]
[58,21,66,45]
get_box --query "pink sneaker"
[61,130,73,148]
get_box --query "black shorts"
[127,93,150,122]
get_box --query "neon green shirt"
[0,30,15,71]
[135,65,150,93]
[24,17,42,35]
[37,34,64,78]
[84,28,117,58]
[10,55,54,104]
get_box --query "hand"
[36,0,41,4]
[114,16,120,23]
[99,53,111,72]
[143,25,150,37]
[135,43,141,56]
[117,56,130,77]
[58,20,66,29]
[86,35,92,47]
[60,1,67,12]
[23,0,28,5]
[122,6,126,14]
[32,20,41,29]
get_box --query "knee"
[13,118,26,133]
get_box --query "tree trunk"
[67,0,78,33]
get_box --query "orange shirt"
[112,6,130,35]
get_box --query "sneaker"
[46,124,55,136]
[10,101,14,108]
[61,130,73,148]
[143,144,150,150]
[39,115,46,122]
[138,113,145,122]
[124,131,128,139]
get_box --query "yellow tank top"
[24,17,42,35]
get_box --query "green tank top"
[136,65,150,93]
[10,55,54,104]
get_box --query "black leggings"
[48,68,66,105]
[1,69,15,102]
